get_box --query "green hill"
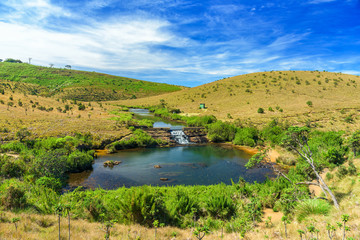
[0,62,184,101]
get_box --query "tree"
[246,149,293,184]
[4,58,22,63]
[49,63,54,68]
[283,126,339,209]
[16,128,31,142]
[65,65,71,69]
[348,130,360,156]
[0,59,3,62]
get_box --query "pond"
[67,144,273,190]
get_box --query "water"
[129,108,184,129]
[170,130,189,144]
[67,144,273,189]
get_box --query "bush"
[323,147,345,166]
[186,115,217,127]
[207,121,236,142]
[206,195,236,220]
[0,180,27,210]
[66,150,93,173]
[295,199,331,222]
[336,165,348,178]
[0,158,25,178]
[233,127,259,147]
[119,187,168,226]
[306,101,313,107]
[35,176,62,193]
[257,108,264,114]
[30,149,68,179]
[109,129,161,150]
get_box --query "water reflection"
[67,145,273,190]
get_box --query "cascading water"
[170,129,190,144]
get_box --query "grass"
[0,82,131,145]
[0,211,249,240]
[295,199,331,222]
[1,160,359,239]
[0,62,184,101]
[115,70,360,131]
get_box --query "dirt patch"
[0,153,19,158]
[268,149,280,163]
[233,145,258,155]
[259,208,283,227]
[95,149,110,157]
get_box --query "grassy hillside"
[0,82,130,144]
[0,62,184,101]
[116,70,360,131]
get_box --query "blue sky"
[0,0,359,87]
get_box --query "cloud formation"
[0,0,359,86]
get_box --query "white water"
[170,130,190,144]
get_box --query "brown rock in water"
[160,178,168,181]
[103,160,122,167]
[154,165,161,168]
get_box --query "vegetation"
[0,62,183,101]
[1,68,360,239]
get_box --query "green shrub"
[348,160,357,175]
[119,187,168,226]
[66,150,93,173]
[233,127,259,147]
[306,101,313,107]
[207,121,236,142]
[0,158,25,178]
[30,149,68,179]
[35,177,62,193]
[0,180,27,210]
[323,147,345,166]
[206,195,236,220]
[295,199,331,222]
[257,108,264,114]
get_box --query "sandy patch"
[259,208,283,227]
[268,149,280,163]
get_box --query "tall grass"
[295,199,331,222]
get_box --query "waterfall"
[170,129,190,144]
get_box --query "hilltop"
[0,62,184,101]
[116,70,360,131]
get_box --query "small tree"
[153,220,159,239]
[64,205,71,240]
[326,223,336,240]
[306,101,313,107]
[65,65,71,69]
[341,214,350,240]
[257,108,264,114]
[16,128,31,142]
[282,215,291,238]
[348,130,360,156]
[283,126,340,209]
[55,203,63,240]
[11,217,20,231]
[193,226,210,240]
[99,214,117,240]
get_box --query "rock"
[103,160,122,167]
[154,165,161,168]
[160,178,168,181]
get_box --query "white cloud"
[1,0,71,22]
[308,0,337,4]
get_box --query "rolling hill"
[115,70,360,131]
[0,62,184,101]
